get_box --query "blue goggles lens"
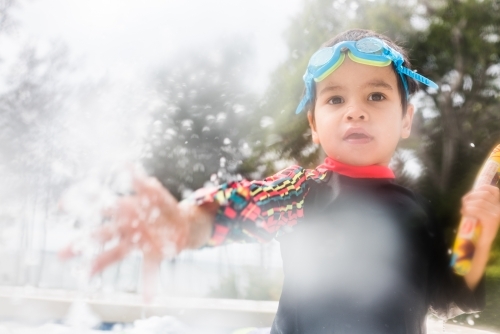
[295,37,439,114]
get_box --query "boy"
[90,29,500,333]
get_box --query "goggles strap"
[395,65,410,99]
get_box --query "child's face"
[307,56,414,167]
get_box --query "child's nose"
[344,104,369,121]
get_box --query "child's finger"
[91,240,133,276]
[100,198,147,243]
[462,193,500,209]
[141,251,162,303]
[58,244,80,260]
[91,223,134,243]
[461,194,500,213]
[131,172,163,198]
[471,184,500,200]
[460,187,500,244]
[461,204,500,224]
[131,173,178,211]
[462,186,500,208]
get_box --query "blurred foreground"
[0,286,275,333]
[0,285,497,334]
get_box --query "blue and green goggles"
[295,37,439,114]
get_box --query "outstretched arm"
[90,174,217,275]
[462,184,500,290]
[87,164,328,273]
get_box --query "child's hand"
[461,184,500,246]
[90,173,189,276]
[92,173,192,303]
[59,171,216,302]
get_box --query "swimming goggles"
[295,37,439,114]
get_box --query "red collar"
[318,157,395,179]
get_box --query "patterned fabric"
[192,165,330,246]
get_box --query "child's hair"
[308,29,419,118]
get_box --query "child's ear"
[307,111,320,144]
[401,103,414,139]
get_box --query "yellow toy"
[451,144,500,275]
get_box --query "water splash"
[129,316,187,334]
[63,300,101,329]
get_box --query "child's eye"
[368,93,385,101]
[328,96,344,104]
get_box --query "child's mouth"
[346,133,369,139]
[343,129,373,144]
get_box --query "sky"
[9,0,302,92]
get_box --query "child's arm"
[90,165,327,273]
[188,165,328,246]
[90,174,218,275]
[461,184,500,290]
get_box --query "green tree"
[242,0,417,177]
[0,42,76,286]
[408,0,500,236]
[142,38,257,199]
